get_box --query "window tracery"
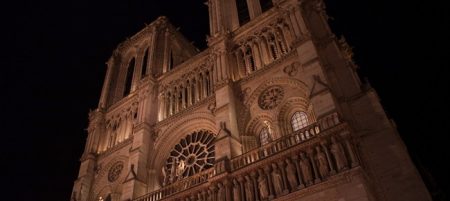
[108,161,124,182]
[258,86,284,110]
[163,130,215,185]
[291,111,308,131]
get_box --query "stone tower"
[71,0,431,201]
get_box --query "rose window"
[108,161,124,182]
[165,130,215,181]
[258,86,284,110]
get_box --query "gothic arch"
[277,97,315,135]
[245,114,274,136]
[238,77,310,139]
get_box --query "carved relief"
[316,146,329,179]
[207,102,216,114]
[258,170,269,199]
[283,61,301,77]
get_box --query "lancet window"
[159,68,214,120]
[123,58,135,97]
[141,48,149,78]
[234,19,294,77]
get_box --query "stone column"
[168,91,173,116]
[246,0,262,19]
[292,3,310,37]
[195,77,201,101]
[99,57,115,108]
[181,85,186,109]
[187,81,192,106]
[202,73,208,98]
[158,93,165,121]
[252,42,262,70]
[238,176,246,201]
[286,6,302,39]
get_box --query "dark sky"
[1,0,448,201]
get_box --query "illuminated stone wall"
[71,0,431,201]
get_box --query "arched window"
[245,46,256,73]
[123,58,135,97]
[141,48,149,78]
[259,127,270,146]
[205,71,211,96]
[236,0,250,25]
[168,50,174,71]
[291,112,308,131]
[191,79,196,104]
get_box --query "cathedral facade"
[71,0,431,201]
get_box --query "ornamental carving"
[258,86,284,110]
[107,161,124,182]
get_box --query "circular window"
[165,130,215,183]
[258,86,284,110]
[108,161,124,182]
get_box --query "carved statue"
[244,175,254,201]
[316,146,329,178]
[177,159,186,178]
[263,120,274,141]
[217,183,226,201]
[330,137,348,171]
[169,158,178,183]
[285,159,298,189]
[207,189,214,201]
[299,152,313,185]
[161,165,168,186]
[271,163,284,195]
[258,171,269,199]
[233,179,241,201]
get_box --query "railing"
[230,112,340,171]
[134,112,347,201]
[134,167,216,201]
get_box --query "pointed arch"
[123,57,135,97]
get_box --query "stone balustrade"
[134,112,359,201]
[134,167,217,201]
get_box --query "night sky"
[2,0,448,201]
